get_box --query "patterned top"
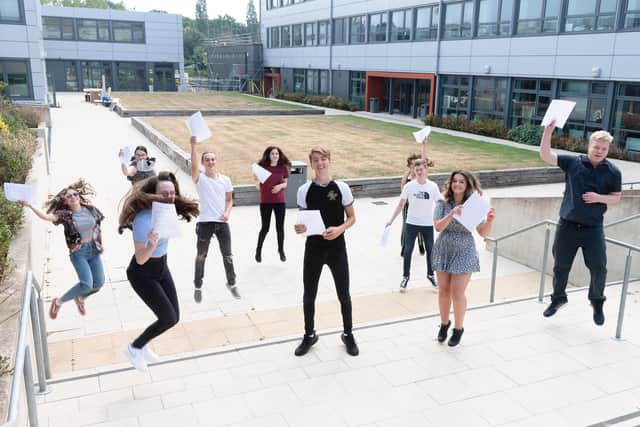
[53,204,105,254]
[431,199,480,274]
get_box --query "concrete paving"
[32,93,640,426]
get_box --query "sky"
[122,0,252,23]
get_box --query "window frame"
[563,0,617,33]
[515,0,562,35]
[0,59,32,99]
[332,17,347,44]
[318,20,329,45]
[415,5,440,41]
[368,12,389,43]
[111,20,145,44]
[390,8,412,42]
[43,16,75,40]
[292,24,303,46]
[281,25,291,47]
[475,0,514,37]
[304,22,317,46]
[622,0,640,30]
[349,15,367,44]
[0,0,24,24]
[442,0,474,40]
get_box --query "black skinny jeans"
[551,219,607,303]
[195,221,236,287]
[127,255,179,349]
[302,240,353,336]
[256,202,286,254]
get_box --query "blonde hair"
[590,130,613,145]
[308,147,331,162]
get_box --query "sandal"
[49,298,61,319]
[73,297,86,316]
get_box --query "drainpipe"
[329,0,334,95]
[434,0,444,115]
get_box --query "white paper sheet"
[412,126,432,143]
[455,192,491,233]
[186,111,212,142]
[251,163,272,184]
[151,201,180,239]
[541,100,576,129]
[3,183,36,204]
[119,145,134,165]
[296,210,326,236]
[380,225,391,247]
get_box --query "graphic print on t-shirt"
[413,191,431,200]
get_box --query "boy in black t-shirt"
[294,147,359,356]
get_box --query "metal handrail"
[484,216,639,340]
[622,180,640,189]
[1,271,51,427]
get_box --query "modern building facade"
[261,0,640,152]
[0,0,184,104]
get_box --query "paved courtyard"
[29,93,640,426]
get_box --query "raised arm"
[539,121,558,166]
[421,137,429,160]
[118,150,136,177]
[20,202,57,222]
[189,136,200,183]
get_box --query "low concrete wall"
[132,117,566,206]
[489,194,640,288]
[0,137,49,421]
[116,105,324,117]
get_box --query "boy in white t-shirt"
[190,137,238,302]
[387,158,442,291]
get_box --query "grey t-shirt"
[72,207,96,240]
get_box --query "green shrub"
[422,115,507,138]
[0,128,36,184]
[507,124,544,145]
[0,354,11,377]
[276,92,359,111]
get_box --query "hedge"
[276,92,360,111]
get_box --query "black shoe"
[427,275,438,288]
[255,252,261,263]
[543,300,567,317]
[399,276,409,291]
[294,333,318,356]
[437,321,451,343]
[341,333,359,356]
[227,284,240,299]
[194,288,202,303]
[279,251,286,262]
[591,301,605,326]
[448,328,464,347]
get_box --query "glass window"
[113,21,144,43]
[62,60,78,91]
[318,21,328,45]
[0,0,21,23]
[624,0,640,29]
[443,1,473,39]
[306,69,318,94]
[77,19,98,41]
[43,16,75,40]
[270,27,280,48]
[81,61,112,90]
[97,20,110,40]
[510,78,553,126]
[350,71,366,109]
[132,22,144,42]
[368,12,388,42]
[440,75,470,117]
[517,0,560,34]
[305,22,316,46]
[293,69,305,92]
[319,70,329,95]
[0,61,29,97]
[116,62,145,91]
[415,5,439,40]
[333,18,347,44]
[282,25,291,47]
[391,9,412,41]
[477,0,513,36]
[350,15,366,43]
[292,24,303,46]
[558,79,609,138]
[564,0,616,32]
[613,83,640,152]
[472,77,507,120]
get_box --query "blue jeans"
[403,223,434,278]
[60,242,105,302]
[551,219,607,303]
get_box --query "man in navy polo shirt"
[539,121,622,325]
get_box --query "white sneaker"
[227,284,241,299]
[124,344,148,372]
[142,345,161,364]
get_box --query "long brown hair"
[443,169,482,204]
[118,171,199,226]
[44,179,95,213]
[258,146,291,168]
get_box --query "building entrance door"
[154,63,176,91]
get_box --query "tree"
[195,0,209,36]
[39,0,125,9]
[246,0,259,38]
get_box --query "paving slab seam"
[587,409,640,426]
[44,282,634,386]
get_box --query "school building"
[261,0,640,152]
[0,0,184,104]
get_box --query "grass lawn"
[113,91,309,111]
[142,114,546,185]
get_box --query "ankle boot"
[448,328,464,347]
[437,321,451,343]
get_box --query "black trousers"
[195,221,236,287]
[256,202,286,254]
[127,255,179,349]
[552,219,607,303]
[302,241,353,335]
